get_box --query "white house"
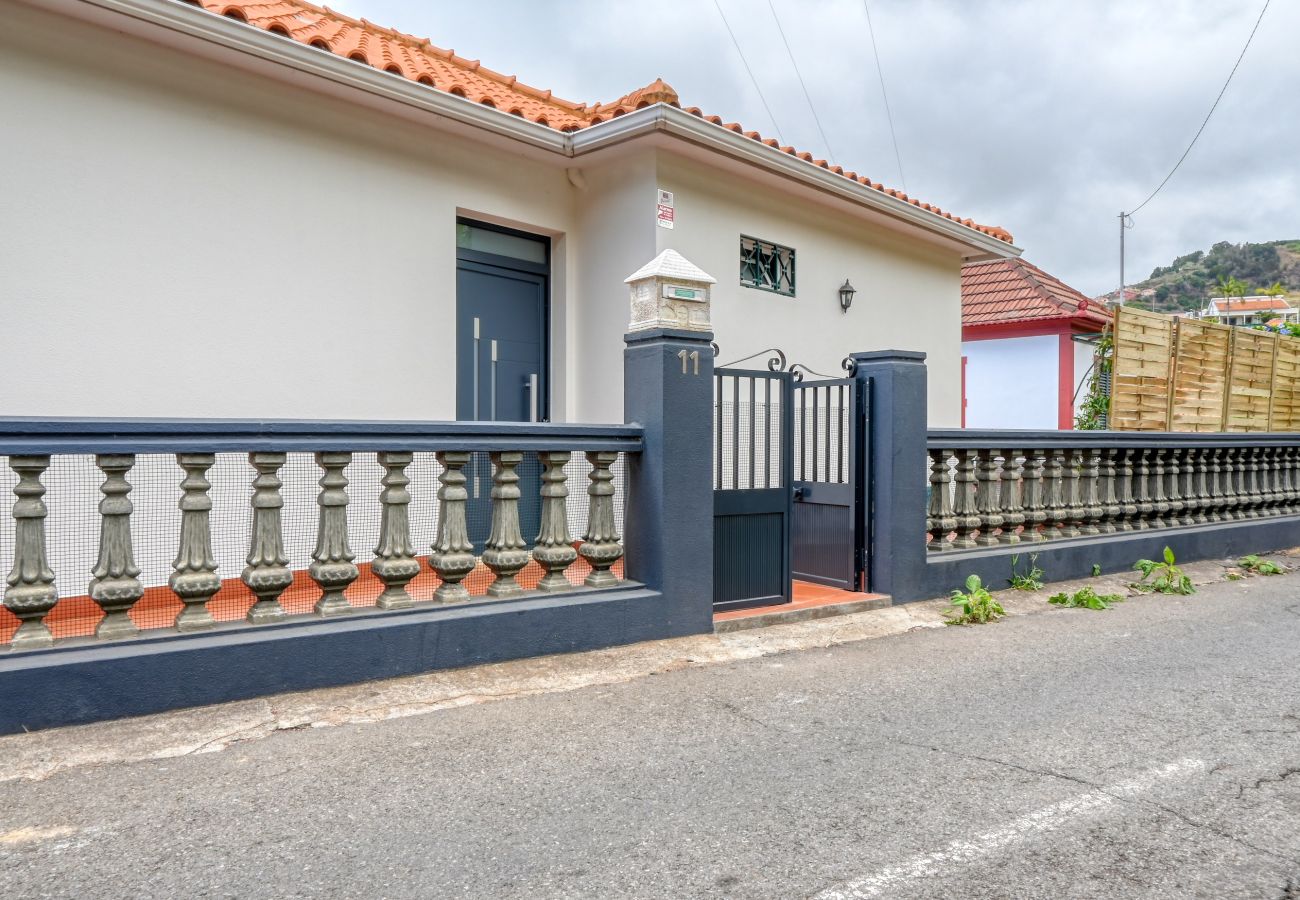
[961,258,1110,429]
[1191,296,1298,328]
[2,0,1019,427]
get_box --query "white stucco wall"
[1,2,577,421]
[1073,336,1096,421]
[962,335,1060,429]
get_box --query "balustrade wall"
[925,432,1300,552]
[0,423,636,650]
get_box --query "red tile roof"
[194,0,1013,244]
[962,258,1110,328]
[1208,296,1294,313]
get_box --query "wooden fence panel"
[1271,336,1300,431]
[1109,307,1173,431]
[1224,329,1277,432]
[1168,319,1231,432]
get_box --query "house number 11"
[677,349,700,375]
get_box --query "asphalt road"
[4,574,1300,899]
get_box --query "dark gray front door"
[455,231,548,422]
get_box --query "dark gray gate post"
[623,251,716,635]
[850,350,929,601]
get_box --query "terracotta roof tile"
[962,258,1110,328]
[197,0,1012,244]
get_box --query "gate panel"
[713,368,792,610]
[791,377,867,591]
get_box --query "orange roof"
[195,0,1013,244]
[962,258,1110,328]
[1209,296,1294,312]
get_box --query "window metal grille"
[740,235,796,297]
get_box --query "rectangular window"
[740,235,796,297]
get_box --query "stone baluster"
[1097,448,1120,534]
[1042,448,1067,540]
[169,453,220,632]
[1215,446,1234,523]
[1114,448,1137,532]
[973,450,1004,547]
[373,451,420,610]
[1248,444,1268,517]
[1164,449,1187,527]
[925,447,956,548]
[1188,448,1209,525]
[534,451,579,591]
[1061,449,1084,538]
[1261,447,1280,517]
[579,451,624,588]
[89,454,143,640]
[1020,452,1047,542]
[951,450,981,549]
[1133,448,1154,531]
[1220,446,1239,523]
[926,449,956,552]
[243,453,293,624]
[1283,446,1300,513]
[4,456,58,649]
[1080,448,1102,536]
[1227,447,1247,521]
[1149,448,1170,528]
[998,451,1024,545]
[483,451,530,597]
[428,451,476,603]
[310,452,358,616]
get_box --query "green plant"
[1225,572,1244,581]
[1131,547,1196,595]
[946,575,1006,625]
[1048,586,1124,610]
[1091,564,1102,577]
[1238,554,1286,575]
[1009,553,1045,591]
[1075,329,1113,431]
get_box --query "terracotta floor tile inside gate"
[713,580,886,624]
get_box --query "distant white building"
[1192,296,1297,327]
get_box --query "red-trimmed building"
[961,258,1110,429]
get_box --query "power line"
[1129,0,1270,215]
[862,0,906,194]
[712,0,786,146]
[766,0,836,165]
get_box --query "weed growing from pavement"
[1009,553,1045,591]
[1132,547,1196,595]
[946,575,1006,625]
[1049,586,1124,610]
[1238,554,1286,575]
[1091,564,1102,577]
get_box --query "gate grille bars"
[925,432,1300,552]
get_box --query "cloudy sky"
[333,0,1294,296]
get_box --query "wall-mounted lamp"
[838,278,857,313]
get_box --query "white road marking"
[813,758,1207,900]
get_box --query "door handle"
[489,339,498,422]
[793,486,806,501]
[525,373,539,423]
[472,317,481,420]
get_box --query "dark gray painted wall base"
[897,516,1300,602]
[0,585,699,734]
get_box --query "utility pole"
[1117,212,1138,309]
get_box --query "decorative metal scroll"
[714,346,846,382]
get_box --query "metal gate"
[713,366,793,610]
[712,356,870,609]
[792,377,867,591]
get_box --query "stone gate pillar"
[623,250,716,634]
[850,350,929,601]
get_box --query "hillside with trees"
[1113,239,1300,312]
